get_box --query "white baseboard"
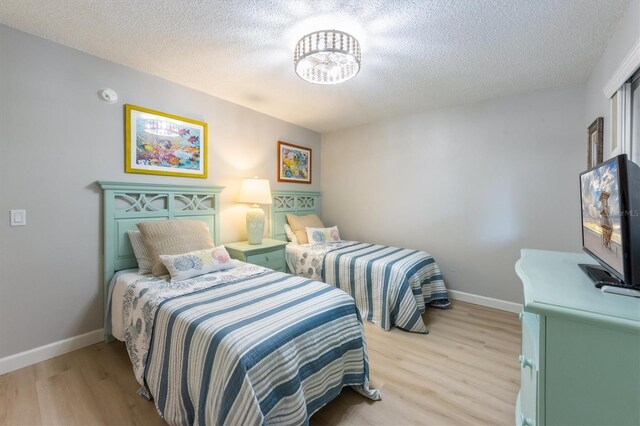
[0,328,104,375]
[448,290,522,314]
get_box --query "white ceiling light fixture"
[294,30,361,85]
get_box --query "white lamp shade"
[238,178,272,205]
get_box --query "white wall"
[321,86,586,304]
[585,0,640,158]
[0,25,320,358]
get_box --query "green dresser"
[515,249,640,426]
[225,239,288,272]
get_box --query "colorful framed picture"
[125,104,207,178]
[277,141,312,184]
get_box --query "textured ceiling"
[0,0,631,133]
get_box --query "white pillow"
[306,226,341,244]
[160,246,236,282]
[127,230,153,274]
[284,224,298,244]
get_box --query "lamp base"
[246,205,265,245]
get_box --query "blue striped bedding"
[286,241,450,333]
[111,263,380,425]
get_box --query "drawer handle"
[520,413,533,426]
[518,311,523,320]
[519,355,536,370]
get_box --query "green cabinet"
[225,239,287,272]
[515,249,640,426]
[519,311,540,426]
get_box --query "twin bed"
[285,242,449,333]
[101,182,379,426]
[101,182,449,425]
[271,190,450,334]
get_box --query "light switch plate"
[10,209,26,226]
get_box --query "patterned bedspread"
[110,263,380,425]
[286,242,450,333]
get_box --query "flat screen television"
[579,154,640,288]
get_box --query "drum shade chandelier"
[294,30,361,85]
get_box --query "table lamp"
[237,177,272,245]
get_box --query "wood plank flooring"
[0,301,521,426]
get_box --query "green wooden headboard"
[98,181,224,337]
[271,190,321,241]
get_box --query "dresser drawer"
[246,249,284,267]
[519,312,539,426]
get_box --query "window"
[611,68,640,162]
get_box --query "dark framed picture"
[587,117,603,168]
[277,141,312,184]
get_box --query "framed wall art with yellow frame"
[125,104,208,178]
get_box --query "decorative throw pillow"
[137,220,215,276]
[159,246,235,282]
[284,224,298,244]
[306,226,341,244]
[286,214,324,244]
[127,230,153,274]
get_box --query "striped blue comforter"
[286,242,449,333]
[324,243,449,333]
[139,269,380,425]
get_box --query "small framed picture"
[587,117,603,168]
[277,141,312,184]
[125,104,207,178]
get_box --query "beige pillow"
[286,214,324,244]
[137,220,215,276]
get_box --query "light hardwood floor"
[0,301,521,426]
